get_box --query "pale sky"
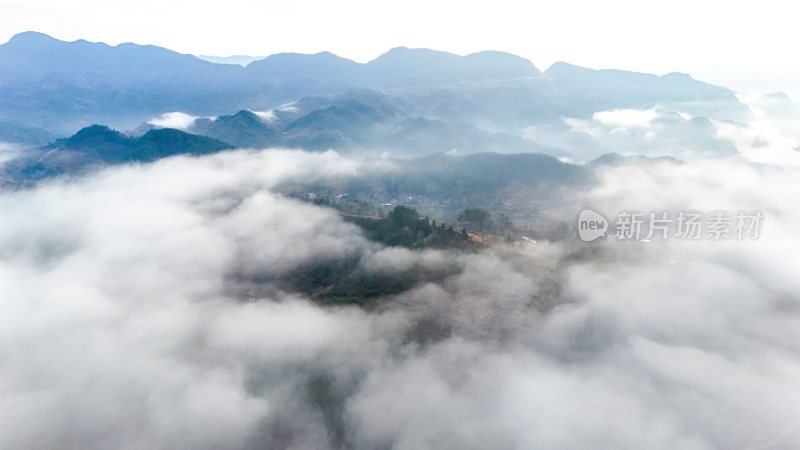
[2,0,797,98]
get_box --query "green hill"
[4,125,234,181]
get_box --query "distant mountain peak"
[246,51,359,78]
[7,31,58,45]
[72,124,119,136]
[371,46,460,63]
[68,125,125,142]
[366,46,539,85]
[57,124,128,149]
[464,50,539,74]
[232,109,261,119]
[663,72,694,79]
[544,61,586,73]
[226,110,276,126]
[5,32,112,50]
[763,92,792,101]
[372,47,539,72]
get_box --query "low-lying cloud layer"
[0,142,20,165]
[1,148,799,449]
[523,94,800,165]
[146,112,203,131]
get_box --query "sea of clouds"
[1,117,800,449]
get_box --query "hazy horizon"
[2,0,798,98]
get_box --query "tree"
[388,205,419,227]
[458,208,491,231]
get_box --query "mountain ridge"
[0,31,748,142]
[1,125,234,182]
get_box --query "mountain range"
[0,31,772,239]
[0,31,750,139]
[131,89,560,156]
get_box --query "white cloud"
[1,148,800,448]
[147,111,202,131]
[714,94,800,167]
[251,110,277,123]
[550,106,737,161]
[0,149,380,448]
[593,108,660,129]
[0,142,20,165]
